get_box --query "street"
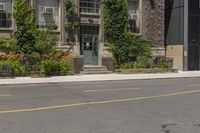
[0,78,200,133]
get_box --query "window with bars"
[80,0,100,14]
[0,0,12,28]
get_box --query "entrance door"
[82,35,98,65]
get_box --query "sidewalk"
[0,71,200,85]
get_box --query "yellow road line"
[84,88,141,93]
[0,90,200,114]
[0,94,11,97]
[189,84,200,87]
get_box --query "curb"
[0,74,200,86]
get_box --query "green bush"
[40,60,70,75]
[0,60,26,74]
[0,38,15,53]
[155,58,170,68]
[136,56,151,68]
[58,60,70,73]
[121,63,145,69]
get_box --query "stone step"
[83,68,108,71]
[80,71,112,75]
[80,65,112,75]
[83,66,107,70]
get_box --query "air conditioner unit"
[129,14,138,20]
[0,3,5,11]
[43,7,54,15]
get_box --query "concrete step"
[80,71,112,75]
[83,65,107,70]
[81,65,112,75]
[83,68,108,71]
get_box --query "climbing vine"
[103,0,128,43]
[64,0,79,47]
[13,0,37,54]
[102,0,152,66]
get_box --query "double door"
[82,35,98,65]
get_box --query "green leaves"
[13,0,37,54]
[35,26,57,55]
[13,0,57,55]
[103,0,152,66]
[103,0,128,42]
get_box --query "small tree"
[35,25,58,55]
[13,0,37,54]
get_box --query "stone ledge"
[115,68,178,74]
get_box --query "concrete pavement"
[0,78,200,133]
[0,71,200,85]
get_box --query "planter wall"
[71,57,84,74]
[115,68,178,74]
[102,57,113,71]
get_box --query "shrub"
[0,60,26,74]
[126,33,152,58]
[155,58,170,68]
[40,60,70,76]
[136,56,151,68]
[106,33,152,66]
[58,60,70,73]
[43,51,73,62]
[0,54,21,61]
[0,38,15,53]
[120,63,145,69]
[35,26,57,55]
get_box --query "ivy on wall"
[64,0,79,47]
[13,0,37,54]
[103,0,128,43]
[13,0,57,55]
[102,0,152,66]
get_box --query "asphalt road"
[0,78,200,133]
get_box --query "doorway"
[80,26,99,65]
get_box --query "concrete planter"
[71,57,84,74]
[102,57,114,71]
[115,68,178,74]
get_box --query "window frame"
[0,1,12,29]
[79,0,100,14]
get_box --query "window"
[38,6,59,30]
[36,0,60,30]
[80,26,99,35]
[128,1,139,33]
[0,0,12,28]
[129,20,137,33]
[80,0,100,14]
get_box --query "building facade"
[165,0,200,71]
[0,0,165,66]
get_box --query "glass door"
[82,35,98,65]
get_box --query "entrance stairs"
[80,65,112,75]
